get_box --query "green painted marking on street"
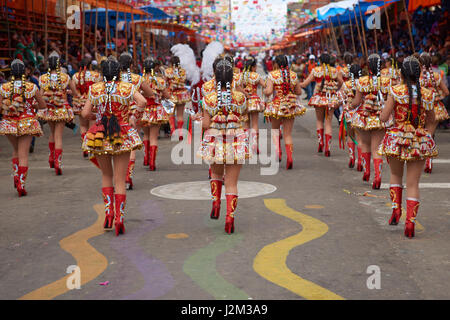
[183,216,250,300]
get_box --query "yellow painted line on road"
[253,199,344,300]
[19,204,108,300]
[305,205,324,209]
[165,233,189,239]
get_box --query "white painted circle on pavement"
[150,181,277,200]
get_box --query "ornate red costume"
[37,72,74,122]
[72,70,102,114]
[378,84,437,161]
[82,81,143,155]
[264,69,306,119]
[308,65,339,108]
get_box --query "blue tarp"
[318,0,400,29]
[84,6,171,30]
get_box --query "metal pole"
[348,10,356,55]
[115,0,119,56]
[44,0,48,59]
[94,0,98,54]
[402,0,415,52]
[358,1,368,57]
[105,0,109,56]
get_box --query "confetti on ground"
[99,281,109,286]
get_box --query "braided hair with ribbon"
[368,53,382,103]
[419,52,437,89]
[318,53,330,92]
[10,59,26,104]
[343,52,353,78]
[402,56,422,127]
[48,51,62,90]
[119,52,133,83]
[243,56,256,85]
[143,57,157,86]
[100,57,121,144]
[275,55,290,95]
[349,63,362,94]
[214,58,233,110]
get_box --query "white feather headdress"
[170,44,200,86]
[200,41,224,82]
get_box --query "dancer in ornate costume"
[338,63,362,169]
[351,54,391,189]
[0,59,47,196]
[197,57,249,234]
[242,56,265,154]
[139,58,171,171]
[117,52,152,190]
[264,55,306,169]
[38,51,78,175]
[81,57,146,236]
[300,53,343,157]
[381,56,401,85]
[418,52,449,173]
[378,56,437,238]
[165,56,190,141]
[71,57,102,158]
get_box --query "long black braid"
[119,52,133,82]
[344,52,353,77]
[101,57,121,143]
[10,59,26,104]
[419,52,437,89]
[349,63,362,94]
[275,55,290,95]
[402,56,422,127]
[214,58,233,109]
[319,53,330,92]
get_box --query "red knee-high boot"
[169,116,176,136]
[389,185,403,225]
[225,194,238,234]
[324,134,332,157]
[210,179,223,219]
[126,159,135,190]
[357,146,363,171]
[143,140,150,166]
[348,141,356,168]
[286,144,293,170]
[54,149,63,175]
[12,157,19,188]
[317,129,324,153]
[372,158,383,189]
[17,166,28,197]
[48,142,55,168]
[361,152,371,181]
[177,120,184,141]
[405,198,420,238]
[102,187,115,229]
[149,145,158,171]
[424,158,432,173]
[114,194,126,236]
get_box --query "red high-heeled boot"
[48,142,55,168]
[424,158,432,173]
[12,157,19,188]
[225,194,238,234]
[114,194,126,236]
[405,198,420,238]
[361,152,371,181]
[143,140,150,166]
[210,179,223,219]
[126,159,135,190]
[286,144,293,170]
[102,187,115,229]
[317,129,324,153]
[54,149,63,175]
[169,116,176,136]
[324,134,332,157]
[356,147,363,171]
[372,158,383,189]
[149,145,158,171]
[177,120,184,141]
[17,166,28,197]
[348,141,356,168]
[389,185,402,225]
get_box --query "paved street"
[1,98,449,300]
